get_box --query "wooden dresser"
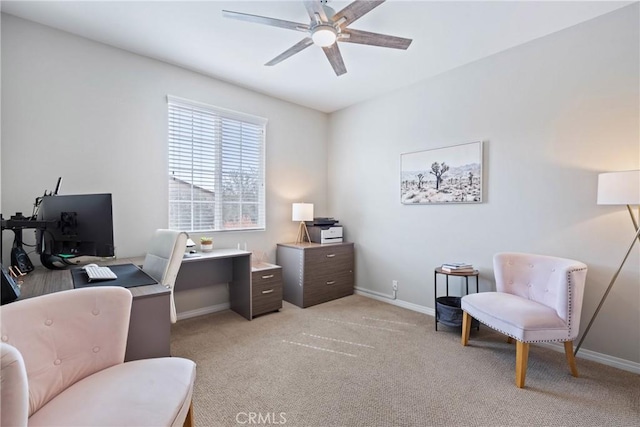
[276,242,354,308]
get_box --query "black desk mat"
[72,263,158,289]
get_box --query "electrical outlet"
[392,280,398,291]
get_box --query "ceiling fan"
[222,0,412,76]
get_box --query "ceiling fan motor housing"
[311,24,338,47]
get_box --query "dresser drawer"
[304,245,354,280]
[251,267,282,317]
[303,271,354,308]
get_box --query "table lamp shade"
[292,203,314,222]
[186,238,196,248]
[597,170,640,205]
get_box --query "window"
[167,96,267,232]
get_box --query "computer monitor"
[36,194,115,259]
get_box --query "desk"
[17,257,170,362]
[176,249,252,320]
[16,249,253,360]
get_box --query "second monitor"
[36,193,115,261]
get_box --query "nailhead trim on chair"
[470,316,574,344]
[567,270,572,339]
[566,267,587,340]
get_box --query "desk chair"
[0,286,196,426]
[461,252,587,388]
[142,229,188,323]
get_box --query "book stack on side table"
[441,262,474,273]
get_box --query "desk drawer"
[252,267,282,317]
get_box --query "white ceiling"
[1,1,633,113]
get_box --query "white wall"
[328,5,639,364]
[0,12,3,216]
[1,14,328,313]
[2,6,638,365]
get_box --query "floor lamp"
[293,203,314,244]
[575,170,640,355]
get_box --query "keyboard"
[84,265,118,282]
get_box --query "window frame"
[167,95,267,233]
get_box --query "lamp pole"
[575,209,640,355]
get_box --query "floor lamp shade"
[597,170,640,205]
[292,203,314,222]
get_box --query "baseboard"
[177,302,230,321]
[537,342,640,374]
[355,287,639,374]
[354,287,435,317]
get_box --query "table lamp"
[575,169,640,355]
[292,203,314,243]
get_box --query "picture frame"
[401,141,483,204]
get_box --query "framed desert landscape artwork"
[401,141,483,204]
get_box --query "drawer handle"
[262,289,274,294]
[326,254,336,258]
[326,281,336,285]
[261,274,274,279]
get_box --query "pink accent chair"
[461,252,587,388]
[1,286,196,426]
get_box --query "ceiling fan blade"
[340,28,412,50]
[265,38,314,66]
[222,10,309,32]
[322,43,347,76]
[303,0,328,23]
[333,0,385,28]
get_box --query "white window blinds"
[167,96,267,232]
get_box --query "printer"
[305,218,343,244]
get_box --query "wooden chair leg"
[183,402,194,427]
[515,341,530,388]
[461,311,472,346]
[564,341,579,377]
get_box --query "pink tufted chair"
[0,286,196,426]
[461,252,587,388]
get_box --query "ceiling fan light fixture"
[311,25,337,47]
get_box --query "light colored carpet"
[171,295,639,426]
